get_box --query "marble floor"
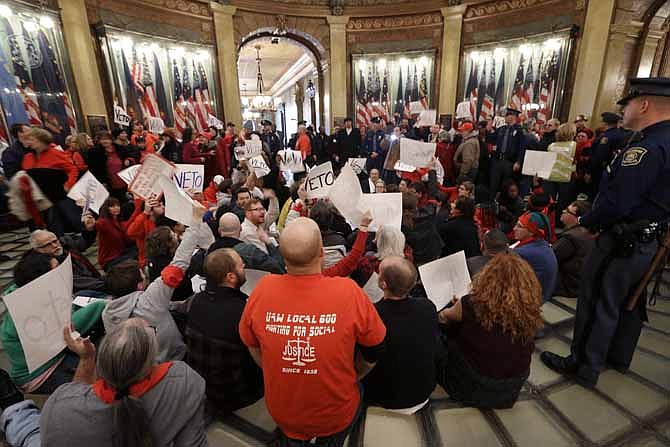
[1,227,669,446]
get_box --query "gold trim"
[346,13,442,31]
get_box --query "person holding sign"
[436,253,543,409]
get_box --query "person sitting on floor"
[553,200,594,297]
[466,229,509,276]
[186,248,264,414]
[362,256,441,414]
[438,253,543,409]
[438,197,482,258]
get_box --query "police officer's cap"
[574,114,587,123]
[617,77,670,105]
[601,112,621,124]
[261,119,273,126]
[505,108,521,116]
[297,120,307,126]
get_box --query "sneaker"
[0,369,23,411]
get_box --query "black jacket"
[438,216,481,258]
[337,128,362,161]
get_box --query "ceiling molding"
[270,54,316,97]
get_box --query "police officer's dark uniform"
[588,112,628,196]
[260,119,282,158]
[363,116,387,173]
[486,108,524,196]
[541,77,670,387]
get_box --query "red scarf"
[93,362,173,404]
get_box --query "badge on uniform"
[600,137,608,145]
[621,147,647,166]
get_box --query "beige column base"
[211,2,243,127]
[327,15,349,128]
[438,4,467,118]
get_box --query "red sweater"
[22,144,78,190]
[182,142,204,164]
[323,230,367,277]
[216,135,233,176]
[125,199,156,267]
[96,217,131,268]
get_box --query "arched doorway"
[237,30,328,144]
[632,0,670,78]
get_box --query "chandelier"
[247,45,277,113]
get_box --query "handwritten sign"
[207,114,223,130]
[278,150,305,172]
[159,175,204,227]
[522,150,557,179]
[174,164,205,192]
[147,117,165,135]
[345,157,367,174]
[4,256,73,373]
[235,140,263,161]
[393,160,416,172]
[329,165,364,225]
[410,101,424,114]
[117,164,140,185]
[67,171,109,214]
[419,250,472,311]
[113,105,131,127]
[248,155,271,178]
[399,138,435,169]
[547,141,577,183]
[416,109,437,127]
[363,272,384,303]
[357,193,403,231]
[304,161,335,199]
[129,154,175,200]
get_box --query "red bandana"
[93,362,173,404]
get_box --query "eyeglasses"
[37,239,60,249]
[249,207,265,213]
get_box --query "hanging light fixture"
[248,45,276,113]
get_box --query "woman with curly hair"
[437,252,543,408]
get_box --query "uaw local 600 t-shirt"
[239,273,386,440]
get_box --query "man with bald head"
[361,256,441,413]
[239,217,386,445]
[206,212,284,273]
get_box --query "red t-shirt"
[239,274,386,440]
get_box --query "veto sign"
[304,161,335,199]
[345,157,367,174]
[419,250,471,311]
[278,150,305,172]
[67,171,109,214]
[129,154,176,199]
[248,155,271,178]
[235,140,263,161]
[4,256,73,373]
[147,117,165,135]
[114,105,131,127]
[174,164,205,192]
[399,138,435,169]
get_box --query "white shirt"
[240,218,269,254]
[368,178,376,193]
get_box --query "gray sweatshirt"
[102,222,214,362]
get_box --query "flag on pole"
[0,20,30,128]
[494,58,506,114]
[537,51,558,124]
[419,66,429,110]
[523,55,535,118]
[191,61,208,132]
[465,61,478,119]
[197,62,214,116]
[381,66,391,123]
[172,59,186,135]
[394,66,404,118]
[3,19,39,126]
[355,68,370,129]
[181,58,197,129]
[131,47,148,119]
[121,51,140,120]
[141,53,160,118]
[480,60,495,121]
[403,65,412,118]
[153,52,169,123]
[509,54,525,113]
[411,65,419,102]
[368,64,385,125]
[476,60,487,120]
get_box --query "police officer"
[363,116,387,173]
[588,112,627,197]
[260,119,282,161]
[486,108,524,196]
[541,77,670,388]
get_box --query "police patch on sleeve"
[621,147,648,166]
[600,137,608,145]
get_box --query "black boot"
[540,351,577,375]
[0,369,23,410]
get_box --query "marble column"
[326,15,349,126]
[57,0,107,130]
[438,4,467,117]
[637,30,665,77]
[211,2,243,127]
[568,0,616,126]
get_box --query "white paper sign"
[114,105,131,127]
[357,193,402,231]
[345,157,367,174]
[248,155,271,178]
[419,250,472,311]
[67,171,109,214]
[147,117,165,135]
[73,295,107,308]
[129,154,175,199]
[409,101,424,114]
[3,256,73,373]
[304,161,335,199]
[363,272,384,303]
[207,114,223,129]
[174,164,205,192]
[393,160,417,172]
[235,140,263,161]
[240,269,271,296]
[159,175,203,227]
[522,150,558,179]
[118,164,140,185]
[278,150,305,172]
[417,110,437,127]
[400,138,435,169]
[329,165,364,225]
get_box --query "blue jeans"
[1,401,41,447]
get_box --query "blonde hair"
[555,123,576,142]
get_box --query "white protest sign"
[158,175,203,227]
[278,150,305,172]
[399,138,435,169]
[329,165,364,225]
[357,193,402,231]
[248,155,271,178]
[73,295,106,308]
[118,164,140,185]
[67,171,109,214]
[345,157,367,174]
[417,109,437,127]
[409,101,424,114]
[419,250,472,311]
[393,160,416,172]
[147,117,165,135]
[522,150,557,179]
[129,154,175,199]
[114,105,131,127]
[174,164,205,192]
[304,161,335,199]
[363,272,384,303]
[207,114,223,129]
[191,275,206,294]
[4,256,73,373]
[240,269,271,296]
[235,140,263,161]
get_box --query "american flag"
[172,59,186,135]
[509,54,525,114]
[197,62,214,116]
[380,66,391,123]
[537,52,557,124]
[152,52,169,122]
[142,53,160,118]
[191,61,208,132]
[4,20,41,126]
[480,60,495,121]
[131,48,148,118]
[355,68,370,129]
[181,58,197,129]
[368,64,386,125]
[419,66,429,111]
[394,66,405,119]
[522,55,535,121]
[466,63,478,119]
[403,65,412,118]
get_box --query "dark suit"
[337,127,362,162]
